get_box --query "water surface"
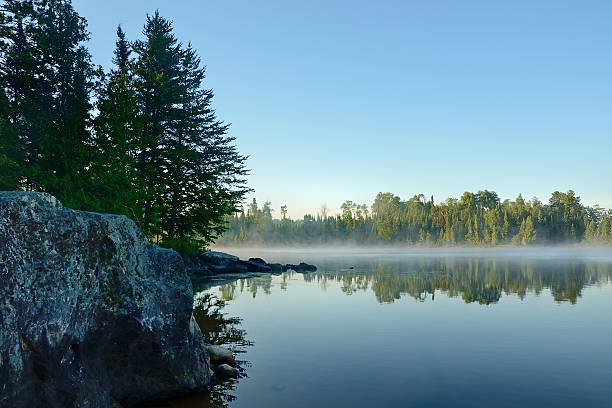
[189,248,612,407]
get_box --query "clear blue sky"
[74,0,612,218]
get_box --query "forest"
[0,0,248,254]
[218,190,612,246]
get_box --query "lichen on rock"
[0,192,211,407]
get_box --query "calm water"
[181,248,612,408]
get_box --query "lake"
[174,248,612,408]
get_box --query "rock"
[213,364,239,379]
[207,345,235,365]
[244,259,271,272]
[187,251,247,275]
[186,251,272,276]
[185,256,212,278]
[248,257,268,266]
[268,263,286,273]
[245,257,272,272]
[0,192,211,408]
[186,251,315,280]
[203,251,240,264]
[286,262,317,272]
[201,251,247,274]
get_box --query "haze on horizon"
[74,0,612,218]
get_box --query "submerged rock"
[213,364,239,379]
[0,192,211,408]
[207,345,235,365]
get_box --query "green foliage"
[219,190,612,247]
[0,0,98,204]
[159,236,203,259]
[0,4,249,255]
[129,12,249,248]
[513,216,536,246]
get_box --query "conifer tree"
[0,86,21,189]
[132,12,248,251]
[522,216,536,245]
[132,12,183,238]
[0,0,97,205]
[91,26,141,218]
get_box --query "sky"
[73,0,612,218]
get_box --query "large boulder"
[0,192,211,407]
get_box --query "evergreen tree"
[502,210,510,241]
[0,86,21,189]
[132,12,248,251]
[521,216,536,245]
[132,12,183,238]
[91,26,141,217]
[0,0,98,206]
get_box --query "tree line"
[0,0,248,254]
[218,190,612,246]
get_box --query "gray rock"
[244,260,271,272]
[213,364,239,379]
[202,251,240,264]
[187,251,245,276]
[187,251,270,275]
[207,345,235,365]
[0,192,211,408]
[186,252,316,281]
[286,262,318,272]
[248,257,268,266]
[268,263,286,273]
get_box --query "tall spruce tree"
[132,12,182,239]
[91,26,141,218]
[0,0,97,206]
[132,12,248,252]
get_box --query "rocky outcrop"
[186,251,317,280]
[0,192,211,408]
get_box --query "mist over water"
[189,247,612,407]
[214,245,612,261]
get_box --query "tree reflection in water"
[149,293,253,408]
[217,257,612,305]
[158,256,611,407]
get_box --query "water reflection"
[216,257,612,305]
[153,293,253,408]
[169,255,612,407]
